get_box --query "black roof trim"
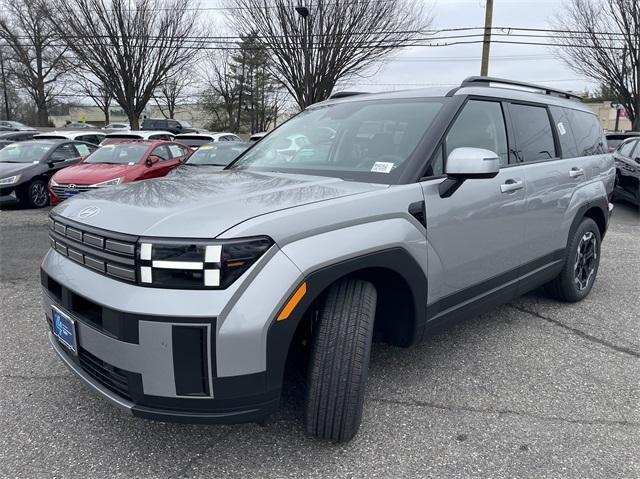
[328,91,368,100]
[461,76,583,102]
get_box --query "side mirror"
[145,155,160,166]
[439,147,501,198]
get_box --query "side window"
[51,144,79,160]
[618,140,636,158]
[550,106,579,158]
[566,110,605,156]
[445,100,509,167]
[151,145,171,161]
[509,104,557,162]
[75,143,92,157]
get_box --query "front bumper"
[0,187,18,204]
[41,241,304,423]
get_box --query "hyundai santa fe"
[41,77,615,442]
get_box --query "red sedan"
[49,140,191,205]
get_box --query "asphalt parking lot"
[1,202,638,479]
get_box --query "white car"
[33,131,106,146]
[103,123,130,130]
[174,133,242,149]
[100,130,175,145]
[249,131,268,142]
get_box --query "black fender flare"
[264,247,427,392]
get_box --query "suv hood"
[53,170,387,237]
[54,162,139,184]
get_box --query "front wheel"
[305,278,377,443]
[545,217,601,302]
[21,179,49,208]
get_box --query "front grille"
[78,348,132,401]
[49,215,138,283]
[51,184,97,200]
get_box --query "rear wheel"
[305,278,377,443]
[20,179,49,208]
[545,218,601,302]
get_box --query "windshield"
[229,99,444,182]
[185,143,249,166]
[0,142,52,162]
[84,144,148,164]
[179,120,193,128]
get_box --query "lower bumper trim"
[48,332,134,412]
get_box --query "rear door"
[420,98,528,315]
[516,105,607,283]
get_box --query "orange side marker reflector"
[277,282,307,321]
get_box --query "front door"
[419,99,527,319]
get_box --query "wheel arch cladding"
[264,247,427,393]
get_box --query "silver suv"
[41,77,615,442]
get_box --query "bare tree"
[72,73,114,125]
[153,69,195,119]
[553,0,639,130]
[228,0,432,109]
[0,47,13,120]
[0,0,70,126]
[47,0,203,129]
[202,50,240,131]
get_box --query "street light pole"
[480,0,494,77]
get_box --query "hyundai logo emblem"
[68,184,78,190]
[77,206,100,219]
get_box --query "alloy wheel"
[31,182,48,207]
[574,231,597,291]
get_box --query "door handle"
[569,167,585,178]
[500,179,524,193]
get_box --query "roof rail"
[328,91,368,100]
[461,76,583,101]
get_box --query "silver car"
[41,77,615,442]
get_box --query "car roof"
[104,130,174,138]
[315,77,594,114]
[34,131,106,140]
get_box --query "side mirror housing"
[439,147,501,198]
[145,155,160,166]
[445,147,501,178]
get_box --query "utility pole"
[480,0,494,77]
[295,5,310,107]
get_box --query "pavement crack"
[510,304,640,359]
[371,397,640,428]
[172,429,233,479]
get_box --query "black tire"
[305,278,377,443]
[20,179,49,208]
[545,217,601,302]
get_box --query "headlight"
[0,175,21,185]
[137,236,273,289]
[50,177,58,187]
[91,177,123,187]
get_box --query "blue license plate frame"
[52,306,77,355]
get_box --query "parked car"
[171,142,250,175]
[48,140,191,205]
[103,122,130,130]
[34,131,106,146]
[0,120,37,131]
[100,130,175,145]
[174,132,242,149]
[249,131,268,142]
[141,118,196,134]
[612,136,640,205]
[64,122,98,129]
[0,139,97,207]
[605,131,639,153]
[0,131,39,150]
[41,77,614,442]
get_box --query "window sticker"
[557,122,567,136]
[76,144,90,156]
[371,161,394,173]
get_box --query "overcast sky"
[203,0,600,95]
[344,0,598,94]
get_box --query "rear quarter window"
[566,110,606,156]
